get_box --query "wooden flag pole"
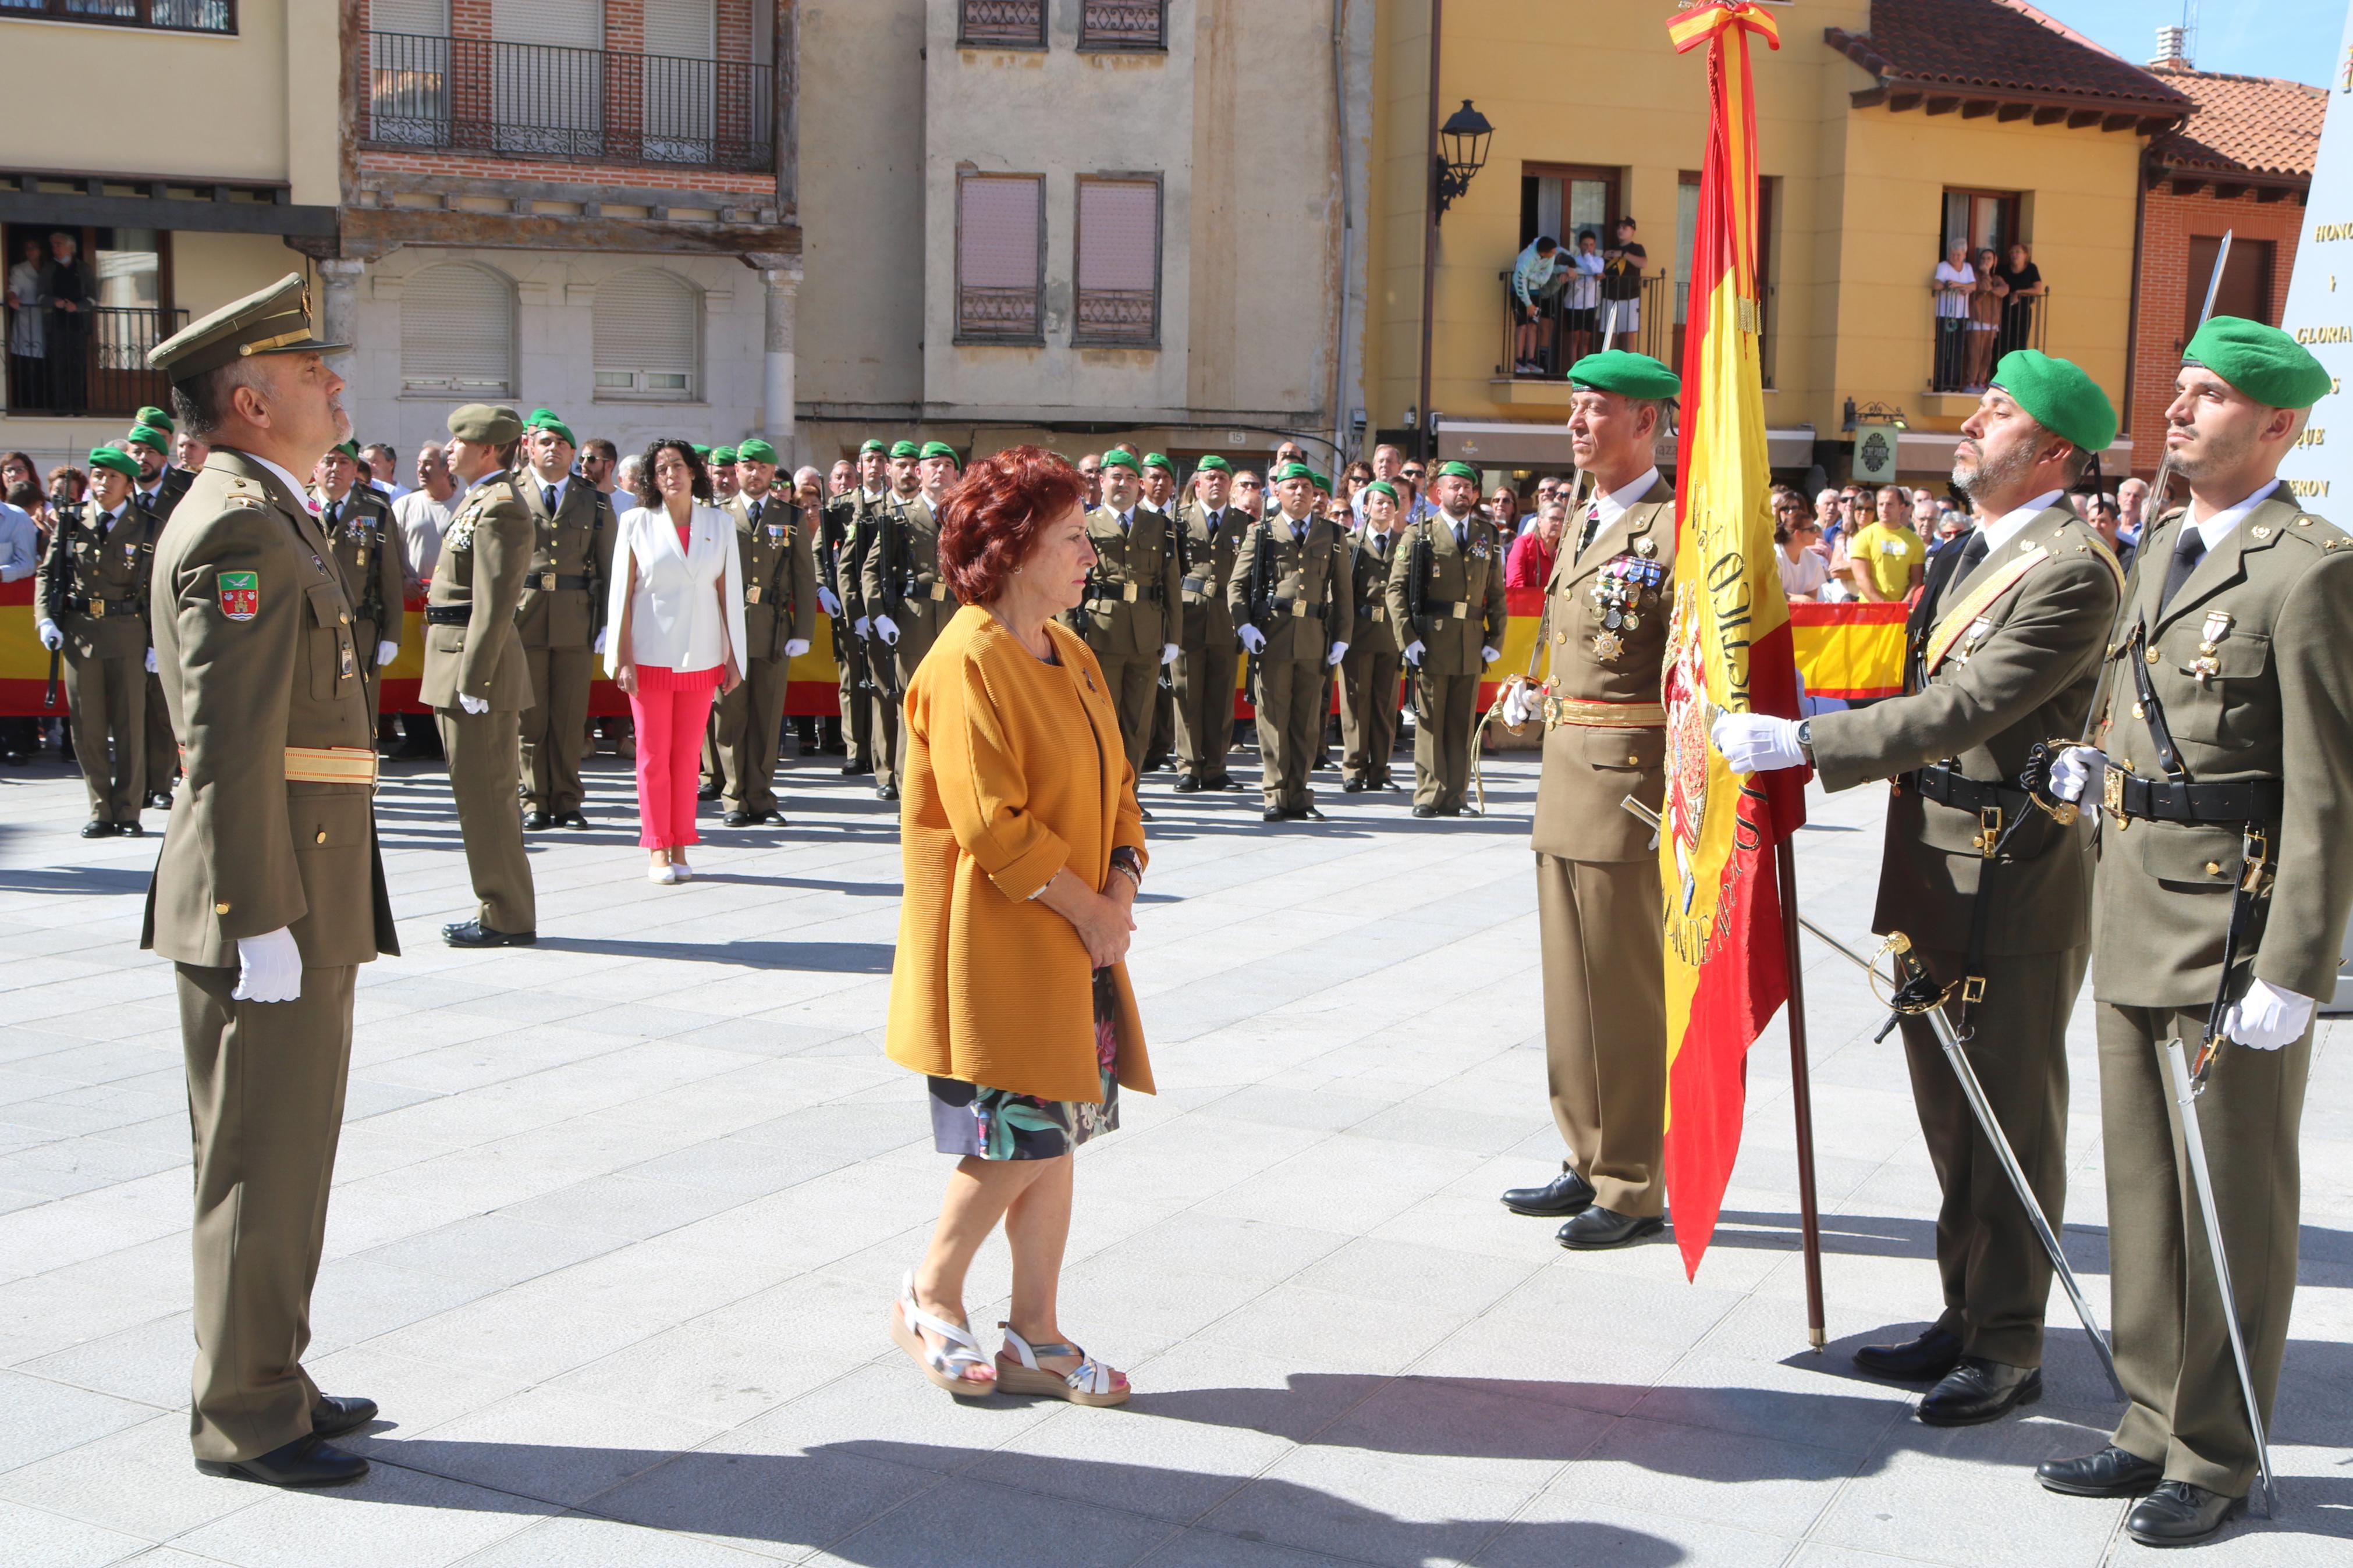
[1776,833,1827,1350]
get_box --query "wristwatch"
[1796,719,1815,765]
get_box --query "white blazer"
[605,502,749,676]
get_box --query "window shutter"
[594,271,700,399]
[400,265,514,396]
[492,0,599,47]
[1074,178,1159,344]
[369,0,448,34]
[957,174,1043,341]
[643,0,715,58]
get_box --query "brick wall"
[2130,179,2307,473]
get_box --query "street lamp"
[1435,100,1492,216]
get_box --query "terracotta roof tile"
[2148,64,2324,179]
[1827,0,2192,117]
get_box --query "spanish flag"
[1658,1,1806,1279]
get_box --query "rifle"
[1408,519,1431,633]
[40,502,78,710]
[818,502,865,694]
[1244,518,1272,698]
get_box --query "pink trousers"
[629,666,721,849]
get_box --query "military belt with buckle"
[424,604,470,625]
[1181,575,1212,598]
[1270,594,1326,620]
[2105,772,2283,826]
[1539,693,1667,731]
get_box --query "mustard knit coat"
[886,606,1154,1104]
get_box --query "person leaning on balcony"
[1511,234,1561,375]
[1933,240,1977,392]
[883,444,1149,1410]
[1717,349,2127,1432]
[5,238,46,410]
[1995,241,2045,357]
[1563,229,1606,365]
[1599,216,1647,350]
[1493,350,1681,1250]
[1962,248,2006,394]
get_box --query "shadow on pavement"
[531,936,895,972]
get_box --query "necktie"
[747,497,761,528]
[1454,521,1467,550]
[1577,503,1602,557]
[1121,511,1133,534]
[2159,525,2207,614]
[543,484,557,514]
[324,500,339,529]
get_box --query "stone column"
[317,257,365,374]
[761,258,801,467]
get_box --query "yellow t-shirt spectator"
[1846,520,1925,601]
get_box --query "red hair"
[938,445,1088,605]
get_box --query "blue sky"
[2039,0,2340,86]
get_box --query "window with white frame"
[594,269,700,399]
[399,262,515,396]
[1073,175,1161,347]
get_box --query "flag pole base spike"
[1808,1328,1825,1352]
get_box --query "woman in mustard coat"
[885,445,1152,1406]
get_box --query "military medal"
[1591,628,1626,662]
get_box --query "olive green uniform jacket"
[421,472,534,712]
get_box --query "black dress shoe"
[1341,778,1364,793]
[851,760,875,776]
[2037,1445,2164,1498]
[1173,777,1202,793]
[309,1393,379,1439]
[877,783,900,801]
[1500,1165,1596,1217]
[524,810,553,830]
[1558,1207,1666,1250]
[559,811,590,829]
[116,821,144,838]
[1852,1327,1962,1382]
[697,782,723,802]
[442,920,536,948]
[723,810,753,827]
[1137,806,1154,822]
[1411,804,1437,818]
[1262,807,1286,823]
[80,820,116,838]
[841,761,864,776]
[1917,1357,2041,1426]
[1297,805,1325,820]
[146,790,174,809]
[2125,1481,2244,1546]
[196,1434,368,1488]
[1213,777,1244,791]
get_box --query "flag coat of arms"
[1659,0,1808,1279]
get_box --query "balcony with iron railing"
[1928,282,2049,394]
[1,304,189,419]
[361,31,775,173]
[1498,270,1783,393]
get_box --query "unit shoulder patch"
[217,570,260,621]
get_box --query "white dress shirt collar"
[2185,479,2282,551]
[1978,489,2065,554]
[1591,467,1663,530]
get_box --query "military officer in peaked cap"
[1229,460,1351,822]
[142,273,395,1487]
[37,444,159,836]
[1724,351,2127,1424]
[1495,350,1680,1249]
[1389,460,1507,816]
[1070,449,1184,807]
[2032,320,2353,1546]
[423,403,537,947]
[712,436,817,824]
[514,408,612,829]
[1171,454,1247,792]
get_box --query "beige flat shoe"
[996,1323,1129,1407]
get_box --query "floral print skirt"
[928,970,1120,1161]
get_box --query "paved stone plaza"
[1,745,2347,1567]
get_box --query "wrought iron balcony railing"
[361,32,776,173]
[1,304,188,419]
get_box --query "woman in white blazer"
[604,440,747,883]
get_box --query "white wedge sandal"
[996,1323,1130,1407]
[888,1274,996,1398]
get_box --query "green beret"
[712,446,738,465]
[2183,316,2331,411]
[332,439,360,460]
[1271,461,1314,484]
[1311,471,1332,493]
[858,439,888,457]
[1194,454,1232,474]
[1099,450,1141,472]
[148,272,346,383]
[88,446,140,481]
[134,404,174,434]
[889,440,921,460]
[1142,452,1174,473]
[1568,350,1681,401]
[736,438,779,464]
[528,415,577,447]
[1990,349,2117,454]
[125,424,171,451]
[1363,479,1400,504]
[691,443,713,458]
[1433,460,1481,483]
[919,440,959,463]
[448,403,524,444]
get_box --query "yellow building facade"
[1364,0,2189,481]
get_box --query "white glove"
[2049,746,2106,805]
[1237,624,1266,655]
[874,614,900,646]
[1401,639,1425,666]
[1326,641,1349,667]
[230,926,302,1005]
[37,618,62,651]
[594,628,608,657]
[784,638,811,657]
[144,647,158,674]
[818,586,842,617]
[459,693,489,716]
[1712,712,1807,774]
[1160,643,1180,667]
[1481,645,1503,666]
[2224,979,2312,1050]
[854,616,871,639]
[375,639,398,667]
[1502,680,1535,728]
